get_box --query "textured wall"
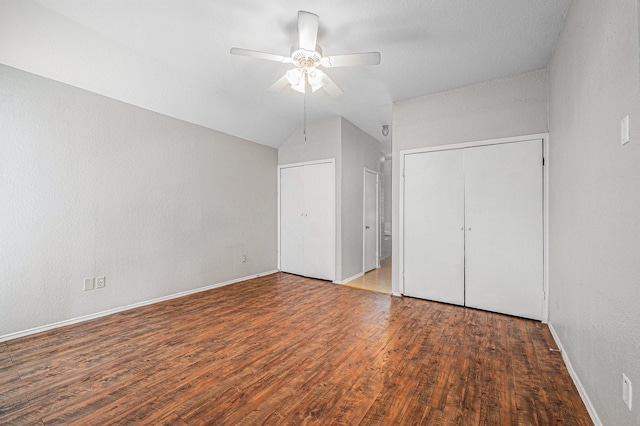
[340,118,380,281]
[0,65,277,338]
[548,1,640,424]
[391,69,549,294]
[277,117,342,166]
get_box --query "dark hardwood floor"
[1,272,592,425]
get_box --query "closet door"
[280,165,306,277]
[279,161,335,282]
[302,162,335,281]
[463,140,543,320]
[403,149,465,305]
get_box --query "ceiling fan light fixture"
[291,80,307,93]
[285,68,306,93]
[230,10,380,98]
[286,68,303,86]
[307,68,325,92]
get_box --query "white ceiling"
[0,0,571,153]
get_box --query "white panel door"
[363,170,378,273]
[302,162,335,281]
[280,165,306,276]
[403,150,465,305]
[463,140,543,320]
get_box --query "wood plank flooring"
[0,272,592,425]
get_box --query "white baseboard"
[391,291,402,297]
[0,270,279,343]
[333,272,364,285]
[548,323,603,426]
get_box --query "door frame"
[362,168,380,273]
[398,133,550,322]
[277,159,336,281]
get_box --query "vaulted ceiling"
[0,1,571,153]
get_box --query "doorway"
[363,168,379,274]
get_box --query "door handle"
[365,226,370,229]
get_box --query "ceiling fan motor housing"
[291,45,323,68]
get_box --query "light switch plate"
[621,115,630,145]
[83,277,95,291]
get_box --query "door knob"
[365,226,370,229]
[467,227,471,231]
[459,227,464,230]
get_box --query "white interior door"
[302,162,335,281]
[403,150,465,305]
[363,170,378,273]
[280,165,305,276]
[463,140,543,320]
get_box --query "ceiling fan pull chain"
[304,91,307,142]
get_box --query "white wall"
[548,1,640,424]
[0,64,277,339]
[340,118,380,280]
[277,117,342,165]
[392,69,549,294]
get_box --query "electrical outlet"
[96,276,106,289]
[241,254,247,263]
[623,373,633,410]
[83,277,95,291]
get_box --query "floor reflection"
[343,256,391,294]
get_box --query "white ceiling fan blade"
[267,74,290,93]
[298,11,319,51]
[230,48,292,63]
[321,73,343,97]
[322,52,381,68]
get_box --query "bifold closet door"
[301,162,335,281]
[280,165,306,277]
[464,140,543,320]
[280,162,335,282]
[403,149,465,305]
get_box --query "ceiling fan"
[230,10,381,97]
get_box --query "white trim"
[400,133,550,156]
[363,168,380,275]
[548,323,603,426]
[0,270,278,343]
[278,158,337,168]
[277,159,336,282]
[542,136,550,323]
[277,165,281,271]
[334,272,364,285]
[399,152,406,295]
[399,133,549,322]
